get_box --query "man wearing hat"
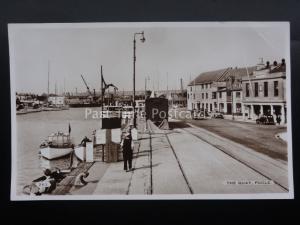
[121,128,134,172]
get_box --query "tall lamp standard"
[133,31,146,128]
[229,75,235,120]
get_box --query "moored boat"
[40,132,73,160]
[74,140,93,162]
[16,108,28,115]
[60,105,69,110]
[16,104,28,115]
[43,106,62,111]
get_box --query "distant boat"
[16,104,28,115]
[27,107,43,113]
[40,132,73,160]
[43,105,63,111]
[69,102,101,108]
[60,104,69,110]
[16,108,28,115]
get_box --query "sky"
[9,23,289,95]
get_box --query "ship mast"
[47,60,50,106]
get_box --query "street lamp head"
[140,31,146,43]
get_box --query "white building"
[48,96,66,106]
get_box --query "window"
[254,82,258,97]
[236,103,242,113]
[202,93,204,99]
[236,92,241,98]
[246,83,250,97]
[206,93,208,99]
[205,84,208,89]
[274,81,279,96]
[212,92,217,99]
[219,92,222,98]
[201,84,204,89]
[190,86,192,92]
[264,82,268,97]
[193,93,195,99]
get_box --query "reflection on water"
[16,108,102,195]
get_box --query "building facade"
[187,67,255,115]
[187,59,286,124]
[48,96,66,106]
[242,59,286,124]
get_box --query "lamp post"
[229,75,235,120]
[133,31,146,128]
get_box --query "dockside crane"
[100,66,118,107]
[81,74,92,96]
[81,74,97,101]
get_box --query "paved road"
[74,120,289,196]
[166,126,287,194]
[170,110,287,161]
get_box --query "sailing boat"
[43,61,63,111]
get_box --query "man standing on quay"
[121,129,134,172]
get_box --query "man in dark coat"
[80,136,91,147]
[121,130,134,172]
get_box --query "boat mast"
[47,60,50,105]
[101,65,103,110]
[55,81,57,106]
[64,77,66,96]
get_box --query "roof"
[188,66,256,86]
[188,68,229,85]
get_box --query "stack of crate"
[93,144,104,162]
[92,128,123,162]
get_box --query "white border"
[9,22,294,200]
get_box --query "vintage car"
[191,109,209,120]
[256,115,275,125]
[211,111,224,119]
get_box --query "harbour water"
[16,108,102,195]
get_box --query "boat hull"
[40,147,73,160]
[16,109,27,115]
[74,146,85,161]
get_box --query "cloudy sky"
[9,22,289,94]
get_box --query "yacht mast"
[47,60,50,97]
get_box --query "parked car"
[214,113,224,119]
[211,111,224,119]
[191,109,209,120]
[256,115,275,125]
